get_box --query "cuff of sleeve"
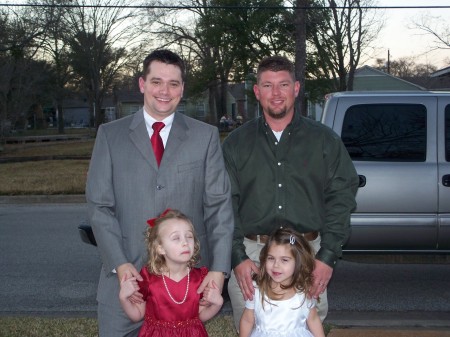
[316,247,338,268]
[231,248,249,270]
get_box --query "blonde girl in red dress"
[119,209,223,337]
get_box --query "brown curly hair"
[145,209,200,275]
[255,227,315,307]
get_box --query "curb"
[325,311,450,328]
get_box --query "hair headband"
[289,235,296,245]
[146,208,171,228]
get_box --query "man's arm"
[222,137,259,301]
[201,128,234,275]
[317,133,359,268]
[86,126,130,276]
[221,137,248,270]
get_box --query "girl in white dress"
[239,228,325,337]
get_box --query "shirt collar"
[260,110,302,132]
[143,109,175,129]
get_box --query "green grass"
[0,139,93,195]
[0,316,239,337]
[0,140,94,158]
[0,160,89,195]
[0,316,331,336]
[0,317,98,337]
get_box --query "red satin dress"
[137,266,208,337]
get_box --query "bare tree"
[0,5,49,139]
[373,57,437,78]
[310,0,383,91]
[32,0,74,134]
[146,0,290,122]
[62,0,141,128]
[411,13,450,51]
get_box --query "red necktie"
[151,122,165,166]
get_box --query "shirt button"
[275,142,278,145]
[278,205,282,209]
[156,185,163,190]
[278,162,281,166]
[278,184,282,188]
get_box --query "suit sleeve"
[202,128,234,276]
[86,125,128,275]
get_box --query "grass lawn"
[0,315,239,337]
[0,140,93,195]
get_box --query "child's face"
[156,219,195,266]
[265,243,295,286]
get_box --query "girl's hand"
[119,274,142,302]
[201,280,224,307]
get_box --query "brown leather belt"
[245,231,318,243]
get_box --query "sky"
[369,0,450,69]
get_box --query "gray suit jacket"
[86,109,233,307]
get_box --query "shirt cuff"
[316,247,339,268]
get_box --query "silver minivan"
[321,91,450,252]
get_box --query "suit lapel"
[128,109,158,170]
[162,112,188,166]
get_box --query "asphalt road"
[0,203,449,326]
[0,203,99,316]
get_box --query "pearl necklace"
[162,268,190,305]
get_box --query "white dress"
[245,285,316,337]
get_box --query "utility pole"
[387,49,391,74]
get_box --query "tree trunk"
[57,100,65,134]
[295,0,308,116]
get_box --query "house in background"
[310,65,428,120]
[228,82,259,121]
[61,99,90,127]
[107,90,143,120]
[413,65,450,90]
[351,65,426,91]
[430,65,450,84]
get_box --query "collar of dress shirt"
[143,109,174,147]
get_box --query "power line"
[1,3,450,10]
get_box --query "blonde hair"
[256,227,315,307]
[145,209,200,275]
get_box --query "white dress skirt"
[245,285,316,337]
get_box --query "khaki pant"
[227,236,328,332]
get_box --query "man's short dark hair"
[142,49,186,82]
[256,55,296,82]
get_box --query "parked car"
[321,91,450,252]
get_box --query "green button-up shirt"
[222,112,359,269]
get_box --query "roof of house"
[353,65,426,91]
[430,65,450,78]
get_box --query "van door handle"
[358,175,366,187]
[443,175,450,187]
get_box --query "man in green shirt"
[222,55,359,331]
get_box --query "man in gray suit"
[86,49,234,337]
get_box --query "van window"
[342,104,426,161]
[446,105,450,162]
